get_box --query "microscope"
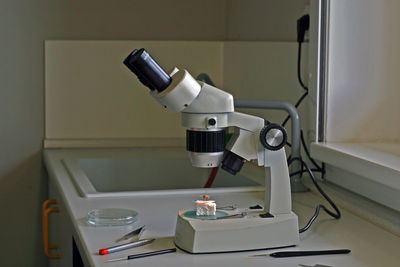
[123,48,299,253]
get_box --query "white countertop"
[44,148,400,267]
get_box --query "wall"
[0,0,308,266]
[226,0,309,41]
[45,41,223,142]
[0,1,225,266]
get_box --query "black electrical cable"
[281,91,308,127]
[286,129,324,174]
[282,41,309,128]
[289,168,323,177]
[297,42,308,91]
[282,37,323,172]
[301,130,323,171]
[288,157,341,233]
[282,18,338,232]
[321,163,326,181]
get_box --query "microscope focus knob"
[259,124,287,151]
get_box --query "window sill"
[310,142,400,211]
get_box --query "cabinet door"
[48,177,74,267]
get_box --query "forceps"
[217,212,247,220]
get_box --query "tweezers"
[217,212,247,220]
[115,226,145,243]
[216,204,238,210]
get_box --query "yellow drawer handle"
[42,199,61,259]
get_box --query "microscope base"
[174,210,299,253]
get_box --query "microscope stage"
[174,209,299,253]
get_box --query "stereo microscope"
[123,48,299,253]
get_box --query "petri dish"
[87,208,138,226]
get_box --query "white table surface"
[44,148,400,267]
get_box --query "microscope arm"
[225,112,264,163]
[225,112,292,215]
[263,149,292,215]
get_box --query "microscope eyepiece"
[123,48,172,92]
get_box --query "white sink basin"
[61,148,264,198]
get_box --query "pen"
[99,238,155,255]
[106,248,177,262]
[249,249,351,258]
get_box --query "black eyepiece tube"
[123,48,172,92]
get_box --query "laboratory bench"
[43,148,400,267]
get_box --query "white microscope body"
[124,49,299,253]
